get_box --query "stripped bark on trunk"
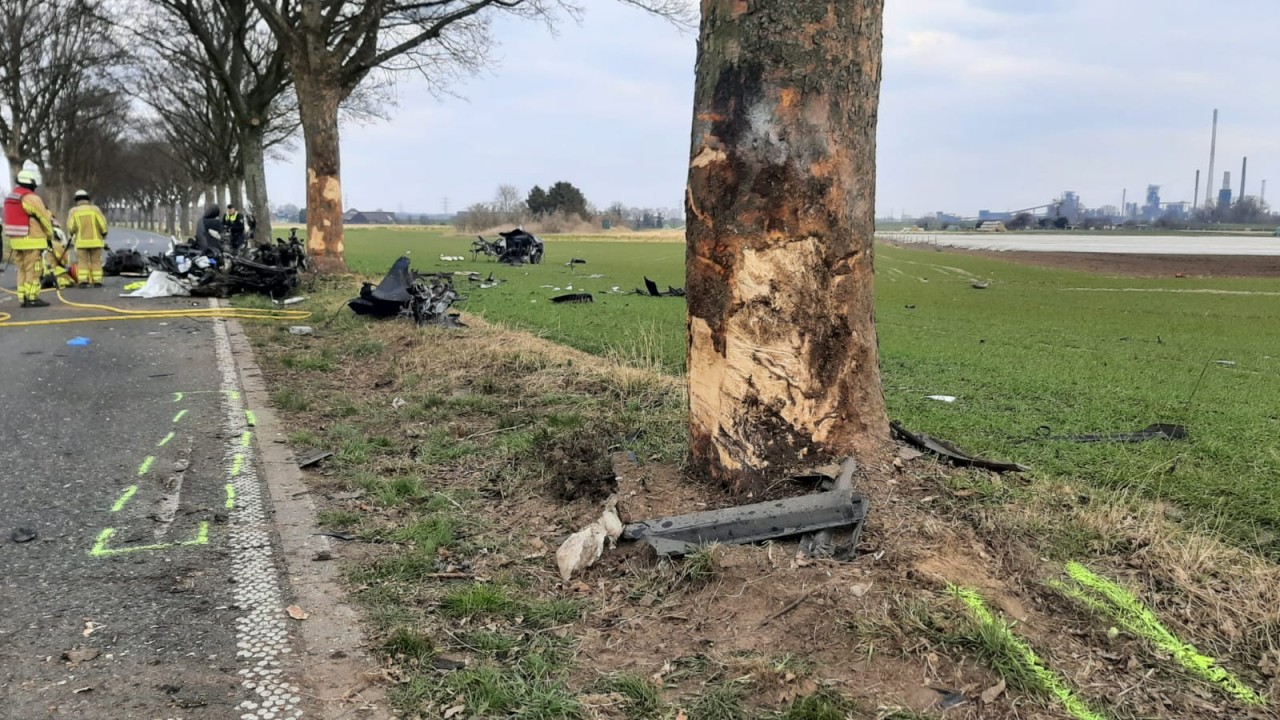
[685,0,890,493]
[296,76,345,271]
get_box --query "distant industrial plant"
[899,109,1273,229]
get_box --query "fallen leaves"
[286,605,309,621]
[63,648,100,667]
[980,678,1006,704]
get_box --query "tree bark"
[685,0,890,493]
[295,75,346,271]
[242,122,273,242]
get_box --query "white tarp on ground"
[120,272,191,298]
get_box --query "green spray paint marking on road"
[244,409,256,427]
[157,432,175,447]
[111,485,138,512]
[1051,562,1264,706]
[89,522,209,557]
[231,453,245,477]
[173,409,188,423]
[137,456,155,476]
[240,432,252,447]
[951,585,1108,720]
[225,484,236,509]
[228,390,240,401]
[173,392,184,402]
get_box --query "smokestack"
[1121,188,1127,216]
[1240,156,1248,204]
[1224,171,1231,190]
[1193,170,1200,210]
[1206,109,1219,207]
[1263,179,1268,203]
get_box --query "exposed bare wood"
[685,0,891,492]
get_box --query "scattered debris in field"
[891,421,1028,472]
[551,293,593,304]
[971,281,990,289]
[1036,423,1188,443]
[925,394,957,403]
[565,258,587,266]
[315,531,357,541]
[11,527,37,543]
[287,326,313,335]
[285,604,309,620]
[438,254,465,262]
[1214,360,1237,367]
[622,483,869,557]
[296,449,334,468]
[556,495,623,581]
[638,277,686,297]
[348,256,463,327]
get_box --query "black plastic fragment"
[891,421,1028,473]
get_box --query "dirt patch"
[910,244,1280,278]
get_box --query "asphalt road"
[0,231,291,718]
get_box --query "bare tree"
[685,0,889,492]
[137,0,298,242]
[250,0,691,271]
[494,184,523,214]
[0,0,121,181]
[135,52,241,226]
[39,85,131,216]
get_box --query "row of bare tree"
[1,0,690,267]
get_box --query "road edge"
[223,316,392,719]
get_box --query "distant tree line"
[458,182,684,233]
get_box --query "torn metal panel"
[890,421,1028,473]
[296,450,334,468]
[551,293,594,304]
[622,488,869,557]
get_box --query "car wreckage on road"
[104,229,312,300]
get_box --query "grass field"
[335,227,1280,554]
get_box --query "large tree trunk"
[295,75,346,272]
[685,0,890,493]
[242,123,273,243]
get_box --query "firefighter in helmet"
[67,189,108,287]
[4,169,55,307]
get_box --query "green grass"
[337,227,1280,554]
[602,674,664,718]
[688,682,747,720]
[776,691,859,720]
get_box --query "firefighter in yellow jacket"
[4,169,55,307]
[67,189,108,287]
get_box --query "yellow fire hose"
[0,285,311,327]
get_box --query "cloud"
[266,1,1280,220]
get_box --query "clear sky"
[264,0,1280,219]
